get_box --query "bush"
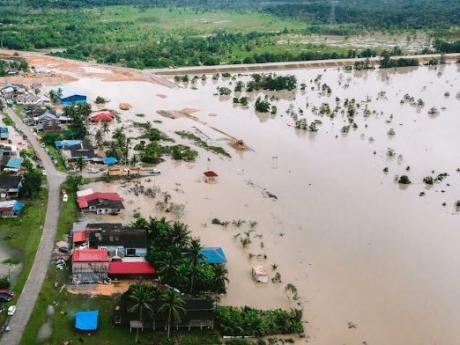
[398,175,411,184]
[0,277,10,289]
[216,306,304,337]
[95,96,106,104]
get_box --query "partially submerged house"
[72,248,109,283]
[90,112,114,122]
[77,191,124,215]
[0,200,24,218]
[200,247,227,264]
[203,170,218,183]
[0,174,22,199]
[59,93,87,106]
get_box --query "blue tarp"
[103,156,118,166]
[6,157,23,169]
[12,201,24,213]
[55,140,82,149]
[200,247,227,264]
[75,310,99,331]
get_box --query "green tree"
[20,160,42,199]
[186,238,204,295]
[76,156,84,172]
[159,289,185,338]
[129,283,154,343]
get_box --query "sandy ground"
[10,50,460,345]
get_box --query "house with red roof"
[77,191,124,215]
[72,248,109,283]
[108,259,155,278]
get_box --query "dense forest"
[0,0,459,68]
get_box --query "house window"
[126,248,136,257]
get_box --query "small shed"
[200,247,227,264]
[103,156,118,166]
[75,310,99,331]
[203,170,218,183]
[252,265,269,283]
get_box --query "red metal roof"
[73,231,88,243]
[90,112,114,122]
[77,192,124,208]
[108,261,155,275]
[203,170,218,177]
[72,249,109,262]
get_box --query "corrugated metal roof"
[108,261,155,275]
[72,249,108,262]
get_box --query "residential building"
[77,191,124,215]
[72,248,109,283]
[0,174,22,199]
[88,228,148,258]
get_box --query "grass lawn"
[86,6,307,34]
[0,188,48,296]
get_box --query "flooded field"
[55,62,460,345]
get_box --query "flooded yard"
[52,61,460,345]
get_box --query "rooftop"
[72,249,109,262]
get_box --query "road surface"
[148,53,460,75]
[1,108,65,345]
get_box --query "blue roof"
[55,140,82,149]
[6,157,23,169]
[0,127,8,133]
[103,156,118,165]
[75,310,99,331]
[200,247,227,264]
[13,201,24,212]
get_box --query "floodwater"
[58,62,460,345]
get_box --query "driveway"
[1,108,66,345]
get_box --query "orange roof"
[73,231,87,243]
[72,249,108,262]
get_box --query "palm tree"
[168,222,191,248]
[159,290,185,338]
[129,283,154,343]
[211,264,229,293]
[157,250,181,284]
[186,238,204,295]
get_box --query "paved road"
[1,108,65,345]
[148,53,460,75]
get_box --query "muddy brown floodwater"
[51,62,460,345]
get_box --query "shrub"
[398,175,411,184]
[216,306,304,337]
[0,277,10,289]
